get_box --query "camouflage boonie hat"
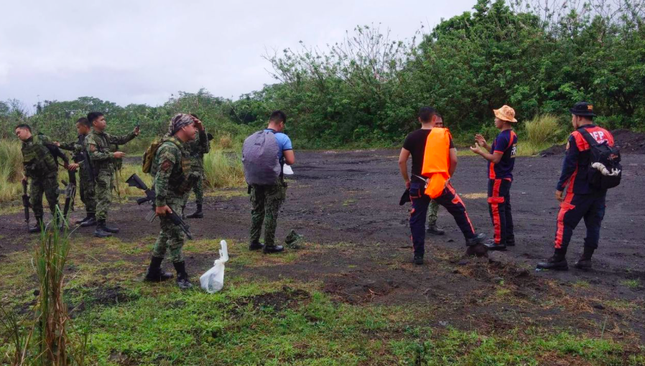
[285,230,304,249]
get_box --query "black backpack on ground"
[578,128,622,190]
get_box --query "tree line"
[1,0,643,148]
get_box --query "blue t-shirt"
[265,129,293,160]
[489,129,518,179]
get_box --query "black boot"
[263,245,284,254]
[102,222,120,234]
[186,204,203,219]
[574,247,595,270]
[29,217,44,233]
[94,220,112,238]
[144,257,173,282]
[537,251,568,271]
[249,240,264,251]
[483,239,507,251]
[173,261,192,289]
[80,214,97,227]
[426,223,445,236]
[465,233,486,246]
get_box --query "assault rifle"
[21,179,30,231]
[125,174,193,239]
[60,170,77,221]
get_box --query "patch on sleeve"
[160,160,173,172]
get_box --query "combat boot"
[29,217,45,233]
[483,239,506,251]
[249,240,264,251]
[263,245,284,254]
[94,220,112,238]
[79,214,97,227]
[173,261,192,290]
[574,247,594,270]
[144,257,173,282]
[426,223,445,236]
[102,222,119,234]
[186,204,203,219]
[537,253,568,271]
[465,233,486,246]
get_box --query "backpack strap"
[264,129,285,181]
[577,127,599,148]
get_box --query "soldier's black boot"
[79,214,97,227]
[263,244,284,254]
[574,247,595,270]
[186,204,203,219]
[102,222,120,234]
[537,250,568,271]
[173,261,192,290]
[29,217,44,233]
[94,220,112,238]
[144,257,173,282]
[426,223,445,236]
[249,240,264,251]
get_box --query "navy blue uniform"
[487,130,518,245]
[554,125,614,252]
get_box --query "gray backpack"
[242,130,282,185]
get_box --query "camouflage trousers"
[30,174,59,218]
[250,182,287,247]
[427,200,439,227]
[152,196,185,263]
[79,167,97,215]
[183,171,204,206]
[94,169,114,221]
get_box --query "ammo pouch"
[174,172,200,194]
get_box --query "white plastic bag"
[200,240,229,293]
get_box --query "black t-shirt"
[403,128,454,182]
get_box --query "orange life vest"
[421,128,452,198]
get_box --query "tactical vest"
[152,137,195,193]
[22,135,58,179]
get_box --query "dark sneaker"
[505,237,516,246]
[263,245,284,254]
[536,256,568,271]
[80,217,97,227]
[249,241,264,251]
[465,233,486,246]
[413,255,424,265]
[574,258,592,270]
[483,240,507,251]
[426,224,445,236]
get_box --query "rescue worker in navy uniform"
[537,102,615,271]
[399,107,486,265]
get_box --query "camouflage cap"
[168,113,194,135]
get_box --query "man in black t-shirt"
[398,107,486,265]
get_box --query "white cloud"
[0,0,475,110]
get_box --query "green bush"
[203,150,245,189]
[524,114,565,146]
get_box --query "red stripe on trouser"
[490,179,503,244]
[555,193,575,249]
[447,183,475,233]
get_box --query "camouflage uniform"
[427,200,439,227]
[151,137,193,262]
[85,130,136,221]
[60,134,96,215]
[21,134,62,219]
[183,130,210,207]
[249,180,288,247]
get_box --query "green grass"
[203,149,245,188]
[621,279,641,289]
[0,139,23,202]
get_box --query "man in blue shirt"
[249,111,295,254]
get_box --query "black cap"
[570,102,596,117]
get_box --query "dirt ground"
[2,150,644,343]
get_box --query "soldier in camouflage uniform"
[57,117,97,227]
[144,113,201,290]
[85,112,139,238]
[248,111,295,254]
[14,124,75,233]
[183,114,210,219]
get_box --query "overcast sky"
[0,0,475,110]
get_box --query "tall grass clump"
[203,150,245,188]
[518,114,567,155]
[0,139,23,202]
